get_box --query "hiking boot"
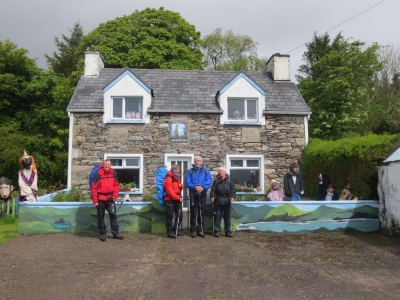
[167,231,176,238]
[100,234,106,241]
[112,234,124,240]
[176,232,184,236]
[191,232,197,238]
[214,232,220,238]
[225,232,233,238]
[197,232,205,238]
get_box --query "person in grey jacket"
[210,167,236,237]
[283,163,304,201]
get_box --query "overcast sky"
[0,0,397,81]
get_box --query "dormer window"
[228,98,258,121]
[112,97,143,120]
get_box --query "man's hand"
[195,185,203,193]
[179,197,183,202]
[211,197,215,203]
[95,202,98,207]
[230,197,235,203]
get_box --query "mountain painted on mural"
[234,203,378,224]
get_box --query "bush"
[302,133,400,200]
[52,187,91,202]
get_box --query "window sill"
[107,120,145,124]
[224,121,261,126]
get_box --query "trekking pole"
[231,201,234,238]
[198,197,203,236]
[105,200,123,228]
[212,201,214,235]
[175,209,181,242]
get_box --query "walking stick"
[198,198,203,236]
[212,201,214,235]
[175,208,181,242]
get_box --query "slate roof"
[67,68,311,115]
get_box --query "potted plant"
[119,182,133,192]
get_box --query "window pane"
[247,100,257,119]
[246,160,259,167]
[230,170,260,189]
[115,169,140,189]
[113,98,123,118]
[125,97,142,119]
[126,158,139,167]
[110,159,123,167]
[228,99,244,120]
[231,160,243,167]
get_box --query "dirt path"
[1,232,400,300]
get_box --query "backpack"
[89,164,100,189]
[155,167,168,206]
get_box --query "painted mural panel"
[231,201,379,233]
[18,202,152,234]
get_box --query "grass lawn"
[0,215,18,245]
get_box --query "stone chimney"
[84,51,104,77]
[266,53,290,81]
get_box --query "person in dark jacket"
[210,167,236,237]
[283,163,304,201]
[186,156,212,238]
[91,159,124,241]
[317,173,330,200]
[163,164,183,238]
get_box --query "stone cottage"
[67,52,311,201]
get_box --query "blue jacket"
[186,164,212,195]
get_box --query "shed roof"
[67,68,311,115]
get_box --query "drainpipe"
[67,112,74,189]
[304,115,310,145]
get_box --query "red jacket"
[163,170,182,201]
[90,164,120,205]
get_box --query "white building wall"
[378,162,400,235]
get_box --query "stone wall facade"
[71,112,306,198]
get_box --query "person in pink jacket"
[163,164,183,238]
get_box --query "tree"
[297,32,382,139]
[201,28,267,71]
[0,39,68,187]
[78,7,203,70]
[45,22,84,77]
[364,45,400,134]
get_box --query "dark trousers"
[190,193,206,233]
[166,200,183,232]
[214,203,232,233]
[97,200,119,235]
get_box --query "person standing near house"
[91,159,124,241]
[210,167,235,237]
[163,164,184,238]
[283,163,304,201]
[18,150,38,202]
[186,156,212,238]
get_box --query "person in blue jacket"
[186,156,212,238]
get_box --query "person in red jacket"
[91,159,124,241]
[163,164,183,238]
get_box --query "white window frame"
[104,153,143,194]
[226,97,259,122]
[111,96,143,121]
[226,154,264,193]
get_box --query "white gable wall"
[219,77,265,125]
[378,162,400,234]
[103,75,151,124]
